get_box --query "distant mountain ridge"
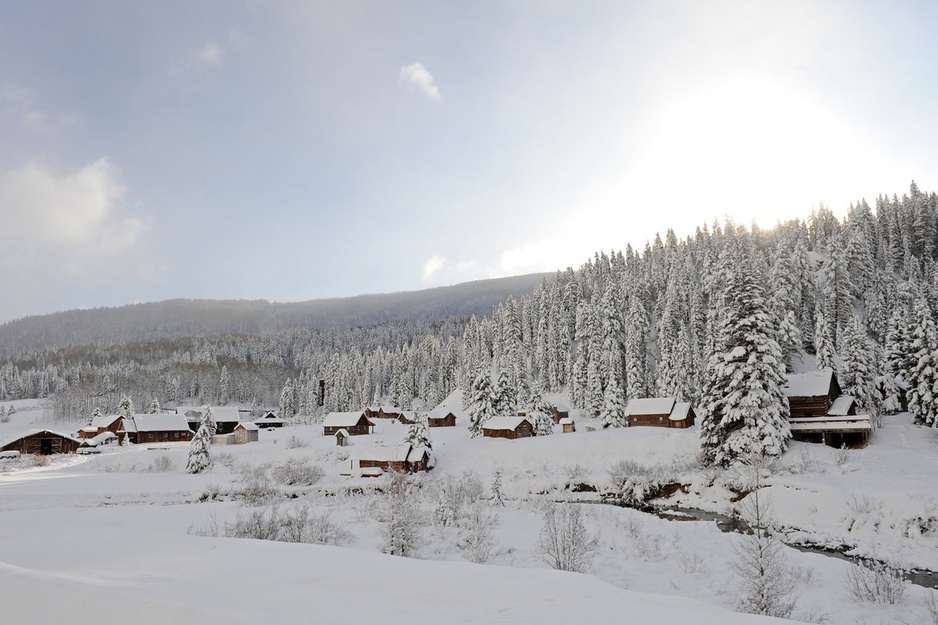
[0,273,553,359]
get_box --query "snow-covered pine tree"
[907,294,938,426]
[814,307,836,371]
[218,365,230,406]
[279,378,296,421]
[699,250,791,467]
[200,404,217,437]
[148,397,161,414]
[527,382,554,436]
[624,295,647,399]
[118,396,135,420]
[186,410,214,474]
[403,412,432,450]
[599,374,627,428]
[492,365,515,417]
[839,316,879,416]
[466,369,496,438]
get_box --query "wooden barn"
[352,444,430,473]
[131,414,194,444]
[482,416,534,439]
[624,398,696,428]
[323,412,375,436]
[233,422,259,444]
[1,430,82,455]
[559,417,575,433]
[427,408,457,428]
[783,369,841,419]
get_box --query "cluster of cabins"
[0,407,283,457]
[0,368,872,459]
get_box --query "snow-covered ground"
[2,400,937,624]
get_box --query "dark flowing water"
[655,506,938,590]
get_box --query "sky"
[1,1,937,323]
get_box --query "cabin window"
[658,416,663,422]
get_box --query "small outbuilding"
[335,429,350,447]
[352,444,430,473]
[233,422,259,444]
[482,416,534,440]
[559,417,576,433]
[323,412,375,436]
[427,408,457,428]
[1,429,82,455]
[789,415,872,448]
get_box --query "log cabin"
[782,369,841,419]
[624,397,696,428]
[1,429,82,455]
[323,412,375,436]
[482,416,534,439]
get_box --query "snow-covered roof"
[624,397,676,417]
[783,369,835,398]
[178,406,241,423]
[323,412,373,427]
[408,446,430,462]
[559,417,574,425]
[82,431,117,447]
[132,414,192,432]
[553,402,571,412]
[0,429,83,448]
[235,422,259,431]
[827,395,857,416]
[482,416,532,431]
[335,429,350,437]
[669,402,692,421]
[90,414,122,429]
[428,407,456,419]
[353,444,412,462]
[255,413,284,423]
[789,415,872,432]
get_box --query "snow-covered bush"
[608,459,669,507]
[434,472,485,526]
[536,504,597,573]
[225,504,352,545]
[382,473,425,557]
[285,435,308,449]
[843,559,906,605]
[270,458,323,486]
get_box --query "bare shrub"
[843,559,906,605]
[382,473,425,557]
[23,454,51,467]
[151,455,173,472]
[285,435,308,449]
[537,504,598,573]
[188,513,220,537]
[273,505,351,546]
[270,458,323,486]
[236,476,281,505]
[226,506,283,540]
[434,472,485,526]
[459,502,499,564]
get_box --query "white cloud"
[198,42,224,68]
[0,158,147,273]
[399,62,442,102]
[0,84,73,134]
[421,254,446,281]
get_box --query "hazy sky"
[1,1,937,323]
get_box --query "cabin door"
[40,438,53,455]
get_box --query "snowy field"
[2,398,938,625]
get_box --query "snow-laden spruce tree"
[699,250,791,468]
[118,396,135,420]
[814,308,836,371]
[279,378,297,421]
[466,369,496,438]
[403,412,432,450]
[148,397,161,414]
[526,383,554,436]
[907,294,938,426]
[599,375,627,428]
[839,316,879,416]
[200,404,217,437]
[186,409,214,474]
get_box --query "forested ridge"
[3,183,938,447]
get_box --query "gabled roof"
[235,422,259,431]
[323,412,374,428]
[82,431,117,447]
[827,395,857,416]
[624,397,676,417]
[90,414,123,429]
[428,408,456,419]
[133,414,192,432]
[1,429,83,448]
[669,402,692,421]
[352,444,412,462]
[783,369,835,398]
[482,416,532,431]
